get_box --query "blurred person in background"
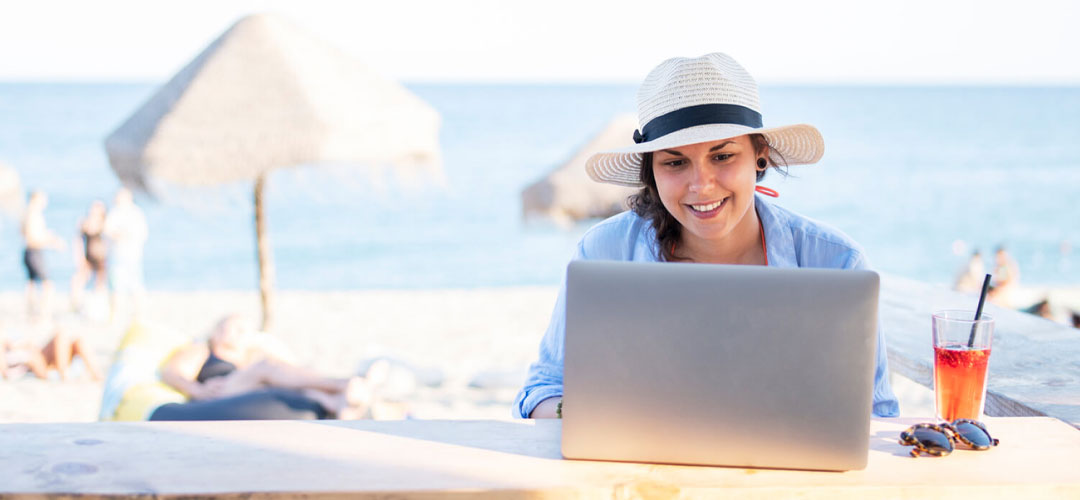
[153,315,388,420]
[1022,298,1054,321]
[104,188,148,321]
[1,326,102,381]
[70,200,109,314]
[953,249,985,293]
[21,190,65,321]
[988,245,1021,307]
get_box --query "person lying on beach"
[152,315,386,420]
[1022,299,1054,321]
[1,327,102,381]
[515,52,900,419]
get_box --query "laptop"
[562,260,880,471]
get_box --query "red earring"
[755,186,779,197]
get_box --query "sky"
[1,0,1078,84]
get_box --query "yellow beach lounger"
[99,323,189,421]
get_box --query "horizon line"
[2,78,1080,88]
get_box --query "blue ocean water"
[1,83,1078,290]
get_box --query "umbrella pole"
[255,174,275,332]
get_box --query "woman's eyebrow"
[652,140,738,156]
[709,141,736,152]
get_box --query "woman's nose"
[688,161,717,192]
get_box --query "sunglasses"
[898,419,1000,458]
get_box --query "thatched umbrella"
[0,161,23,220]
[105,13,441,330]
[521,114,638,225]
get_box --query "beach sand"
[0,287,558,423]
[6,284,1071,424]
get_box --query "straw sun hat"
[585,53,825,187]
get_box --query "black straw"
[967,274,992,348]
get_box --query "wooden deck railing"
[880,274,1080,427]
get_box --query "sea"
[1,83,1078,292]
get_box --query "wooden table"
[2,417,1079,499]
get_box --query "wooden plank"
[1,418,1079,499]
[879,274,1080,426]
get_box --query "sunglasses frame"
[898,419,1000,458]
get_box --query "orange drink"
[932,310,994,421]
[933,344,991,421]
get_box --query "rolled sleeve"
[515,239,592,418]
[514,284,568,418]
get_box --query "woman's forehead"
[656,136,750,156]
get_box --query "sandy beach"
[1,287,559,423]
[6,283,1073,424]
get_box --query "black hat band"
[633,103,763,144]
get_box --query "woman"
[152,315,386,420]
[516,53,900,419]
[70,200,109,312]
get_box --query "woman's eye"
[663,159,686,167]
[713,153,733,161]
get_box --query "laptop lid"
[562,260,880,471]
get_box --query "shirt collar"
[755,193,798,268]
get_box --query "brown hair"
[627,134,787,262]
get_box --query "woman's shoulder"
[764,201,868,268]
[578,210,656,261]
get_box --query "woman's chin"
[681,221,734,244]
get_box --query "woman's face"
[89,201,106,219]
[210,315,255,355]
[652,135,760,246]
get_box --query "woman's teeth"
[690,198,727,212]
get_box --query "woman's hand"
[529,397,562,419]
[160,342,212,400]
[187,378,227,400]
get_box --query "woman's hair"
[627,134,787,262]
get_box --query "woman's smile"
[686,196,730,218]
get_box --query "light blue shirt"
[515,194,901,418]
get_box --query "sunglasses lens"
[953,421,993,448]
[913,427,953,454]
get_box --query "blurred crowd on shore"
[4,187,401,421]
[19,187,147,324]
[2,186,146,383]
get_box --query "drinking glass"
[932,310,994,421]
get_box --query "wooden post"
[255,174,275,332]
